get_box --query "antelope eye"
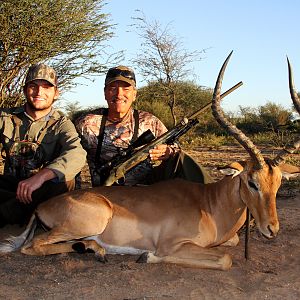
[248,181,258,191]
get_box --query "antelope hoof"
[96,253,108,263]
[136,252,149,263]
[72,242,86,254]
[220,253,233,271]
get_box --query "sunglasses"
[106,68,136,83]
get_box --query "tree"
[258,102,292,131]
[62,100,82,120]
[130,11,208,126]
[235,106,262,134]
[236,102,293,134]
[135,81,212,129]
[0,0,122,107]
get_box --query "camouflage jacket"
[75,108,169,186]
[0,106,86,181]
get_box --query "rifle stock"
[103,81,243,186]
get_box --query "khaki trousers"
[149,151,213,185]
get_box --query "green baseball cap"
[105,66,136,87]
[25,64,58,86]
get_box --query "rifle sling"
[95,108,139,166]
[132,109,139,143]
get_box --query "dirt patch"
[0,147,299,300]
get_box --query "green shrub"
[180,133,236,149]
[251,131,297,148]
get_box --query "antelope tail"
[0,214,37,253]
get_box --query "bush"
[134,100,174,129]
[179,133,236,149]
[251,131,297,148]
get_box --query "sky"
[62,0,300,114]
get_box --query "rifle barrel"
[220,81,243,99]
[188,81,243,119]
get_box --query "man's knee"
[0,198,29,226]
[0,175,19,191]
[154,151,213,184]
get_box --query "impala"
[0,53,299,270]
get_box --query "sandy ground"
[0,146,299,300]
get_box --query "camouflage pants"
[0,175,75,227]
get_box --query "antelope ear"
[279,163,300,180]
[218,162,245,177]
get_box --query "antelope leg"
[21,229,105,258]
[138,243,232,270]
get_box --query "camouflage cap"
[25,64,58,86]
[105,66,136,87]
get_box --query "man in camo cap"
[75,65,211,186]
[0,63,86,227]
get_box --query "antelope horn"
[272,140,300,166]
[272,57,300,165]
[287,56,300,114]
[212,51,266,169]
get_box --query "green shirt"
[0,106,86,182]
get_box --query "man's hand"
[149,144,175,161]
[16,168,57,204]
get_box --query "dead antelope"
[0,53,299,270]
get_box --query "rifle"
[103,81,243,186]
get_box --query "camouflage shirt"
[75,108,168,186]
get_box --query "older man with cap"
[75,65,212,187]
[0,63,86,227]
